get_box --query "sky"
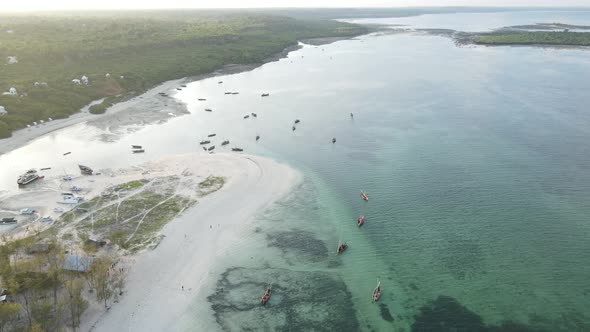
[1,0,588,12]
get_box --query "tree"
[88,255,115,308]
[0,302,21,332]
[63,277,87,331]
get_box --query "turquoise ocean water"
[0,11,589,331]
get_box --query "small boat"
[204,108,213,112]
[71,185,83,192]
[332,137,336,144]
[218,81,223,84]
[78,165,93,175]
[294,119,300,124]
[232,148,243,152]
[208,145,215,151]
[40,216,53,223]
[256,135,260,141]
[199,140,211,145]
[17,169,43,186]
[350,112,354,118]
[372,279,381,303]
[336,240,348,254]
[176,88,182,91]
[63,175,72,181]
[53,207,64,213]
[0,218,17,225]
[198,98,207,101]
[132,145,142,149]
[63,152,71,156]
[231,92,239,95]
[180,84,187,88]
[360,191,369,201]
[40,167,51,171]
[244,115,250,119]
[221,140,230,146]
[202,147,207,151]
[133,149,145,153]
[292,126,296,131]
[251,113,257,117]
[357,216,365,227]
[208,133,216,137]
[261,93,270,97]
[224,92,232,95]
[260,284,272,305]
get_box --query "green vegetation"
[198,175,226,195]
[0,12,366,138]
[473,31,590,46]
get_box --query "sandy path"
[83,154,299,332]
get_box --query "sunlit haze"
[2,0,589,12]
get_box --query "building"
[0,106,6,116]
[6,56,17,64]
[63,254,94,272]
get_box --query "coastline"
[80,154,301,332]
[0,35,360,157]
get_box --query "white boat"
[53,207,64,213]
[71,185,82,192]
[20,208,36,215]
[40,216,53,222]
[60,193,81,204]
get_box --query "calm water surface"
[1,11,590,331]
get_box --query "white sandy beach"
[80,153,300,332]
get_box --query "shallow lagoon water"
[1,11,590,331]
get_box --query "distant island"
[0,12,366,138]
[458,23,590,47]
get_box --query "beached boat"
[294,119,300,124]
[360,191,368,201]
[198,98,207,101]
[260,284,272,305]
[71,185,82,192]
[208,133,216,137]
[78,165,93,175]
[332,137,336,144]
[63,152,72,156]
[224,92,232,95]
[372,279,381,303]
[133,149,145,153]
[232,148,243,152]
[251,113,257,117]
[132,145,142,149]
[256,135,260,141]
[336,240,348,254]
[221,140,230,146]
[17,170,43,186]
[218,81,223,84]
[244,115,250,119]
[199,140,211,145]
[207,145,215,151]
[357,216,365,227]
[202,147,207,151]
[180,84,187,88]
[261,93,270,97]
[176,88,182,91]
[232,92,239,95]
[292,126,296,131]
[0,218,17,225]
[40,167,51,171]
[204,108,213,112]
[60,193,81,205]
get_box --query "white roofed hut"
[0,106,6,116]
[6,56,17,64]
[72,79,81,85]
[81,75,89,85]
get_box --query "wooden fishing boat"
[221,140,230,146]
[336,240,348,254]
[207,145,215,151]
[251,113,257,117]
[232,148,243,152]
[132,149,145,154]
[198,98,207,101]
[261,93,270,97]
[357,215,365,227]
[208,133,216,137]
[360,191,369,201]
[244,115,250,119]
[260,284,272,305]
[372,279,381,303]
[199,140,211,145]
[204,108,213,112]
[292,126,296,131]
[132,145,142,149]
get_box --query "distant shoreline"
[0,35,358,158]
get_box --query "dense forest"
[473,31,590,46]
[0,12,366,138]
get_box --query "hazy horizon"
[2,0,590,13]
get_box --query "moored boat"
[261,93,270,97]
[208,133,216,137]
[256,135,260,141]
[132,145,142,149]
[232,148,243,152]
[294,119,300,124]
[232,92,239,95]
[357,215,365,227]
[260,284,272,305]
[372,279,381,303]
[224,92,232,95]
[244,115,250,119]
[199,140,211,145]
[207,145,215,151]
[78,165,93,175]
[360,191,368,201]
[132,149,145,153]
[17,169,43,186]
[198,98,207,101]
[251,113,257,117]
[0,218,17,225]
[336,240,348,254]
[332,137,336,144]
[292,126,296,131]
[205,108,213,112]
[221,140,230,146]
